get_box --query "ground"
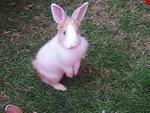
[0,0,150,113]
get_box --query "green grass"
[0,0,150,113]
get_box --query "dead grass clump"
[89,0,118,32]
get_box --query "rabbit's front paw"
[74,61,80,76]
[65,67,73,78]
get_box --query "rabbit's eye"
[63,31,66,35]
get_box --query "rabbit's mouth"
[61,37,81,49]
[69,45,78,49]
[61,41,80,49]
[67,41,81,49]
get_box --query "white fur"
[33,35,88,75]
[63,23,80,48]
[33,2,89,91]
[33,34,88,90]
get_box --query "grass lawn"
[0,0,150,113]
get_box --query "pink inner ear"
[51,4,67,23]
[71,2,88,22]
[76,6,85,21]
[54,6,63,20]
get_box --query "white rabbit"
[32,2,89,91]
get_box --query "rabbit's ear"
[51,3,67,23]
[5,104,23,113]
[71,2,89,22]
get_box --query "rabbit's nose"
[69,41,81,49]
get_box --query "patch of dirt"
[89,0,118,32]
[29,13,56,38]
[143,13,150,24]
[79,63,110,79]
[2,31,22,44]
[55,0,83,11]
[0,91,8,101]
[19,3,55,38]
[0,0,55,45]
[144,39,150,50]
